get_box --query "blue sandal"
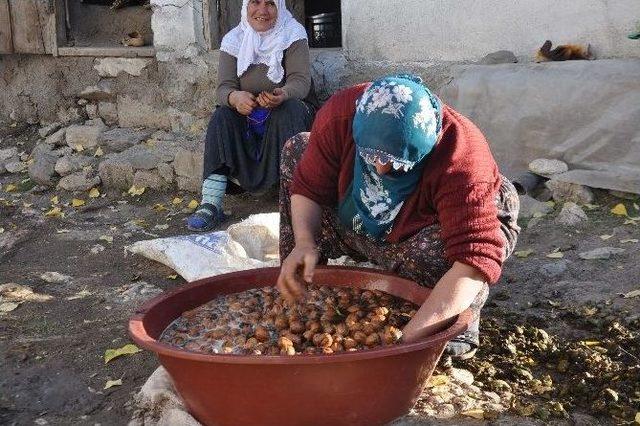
[186,203,226,232]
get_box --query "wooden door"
[0,0,58,54]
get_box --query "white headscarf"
[220,0,308,84]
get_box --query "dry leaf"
[546,251,564,259]
[167,274,178,280]
[187,199,199,210]
[94,147,104,157]
[172,197,183,205]
[99,235,113,244]
[0,227,4,234]
[104,344,142,364]
[611,203,628,217]
[634,203,639,211]
[50,195,59,205]
[600,234,613,241]
[461,409,485,420]
[620,239,638,244]
[89,188,100,198]
[44,206,64,218]
[634,412,639,424]
[426,374,450,388]
[152,203,167,212]
[4,184,16,192]
[620,289,640,299]
[515,249,534,258]
[584,203,600,210]
[581,340,601,347]
[104,379,123,390]
[0,302,21,313]
[74,144,84,152]
[128,185,146,196]
[154,224,169,231]
[66,289,92,300]
[0,283,53,303]
[71,198,85,207]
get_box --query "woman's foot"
[186,203,226,232]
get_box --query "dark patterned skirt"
[279,132,521,349]
[202,99,316,194]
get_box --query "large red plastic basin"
[129,266,471,426]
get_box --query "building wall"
[341,0,640,61]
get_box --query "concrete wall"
[342,0,640,61]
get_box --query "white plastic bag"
[126,213,280,282]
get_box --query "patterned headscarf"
[338,74,442,240]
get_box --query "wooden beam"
[9,0,46,54]
[57,46,156,57]
[0,0,13,53]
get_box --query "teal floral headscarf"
[338,74,442,240]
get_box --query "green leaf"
[104,344,142,364]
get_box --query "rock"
[133,170,168,190]
[578,247,625,260]
[540,260,569,278]
[44,128,67,146]
[65,123,107,150]
[90,244,105,254]
[157,163,174,184]
[77,98,88,106]
[57,106,85,125]
[117,96,171,130]
[173,148,203,179]
[518,195,553,219]
[38,123,62,138]
[176,175,200,193]
[546,179,594,204]
[94,58,152,78]
[4,161,26,173]
[98,159,135,190]
[116,145,162,170]
[479,50,517,65]
[98,102,118,126]
[99,128,151,152]
[529,158,569,177]
[28,145,58,186]
[54,154,94,176]
[78,80,115,101]
[84,118,105,127]
[555,202,588,226]
[449,368,474,385]
[117,281,163,304]
[0,147,17,161]
[86,104,99,119]
[40,272,72,284]
[57,170,101,192]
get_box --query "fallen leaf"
[71,198,85,207]
[104,344,142,364]
[0,227,4,234]
[152,203,167,212]
[634,203,639,211]
[187,199,199,210]
[461,409,485,420]
[584,203,600,210]
[426,375,450,387]
[624,219,639,226]
[99,235,113,244]
[50,195,59,205]
[620,289,640,299]
[581,340,601,347]
[0,283,53,303]
[128,185,146,196]
[167,274,178,280]
[154,224,169,231]
[0,302,21,313]
[532,212,546,218]
[56,229,71,234]
[44,206,64,218]
[89,188,100,198]
[4,184,16,192]
[104,379,122,390]
[66,289,92,300]
[548,300,561,307]
[600,234,613,241]
[172,197,183,205]
[634,412,639,424]
[515,249,534,258]
[620,239,638,244]
[611,203,628,217]
[94,147,104,157]
[546,251,564,259]
[74,144,84,152]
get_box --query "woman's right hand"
[276,244,318,303]
[229,91,257,115]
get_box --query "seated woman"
[188,0,318,231]
[276,74,520,358]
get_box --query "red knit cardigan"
[290,83,506,284]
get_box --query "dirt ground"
[1,126,638,426]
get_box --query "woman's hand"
[257,88,287,109]
[276,244,318,303]
[229,91,257,115]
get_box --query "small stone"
[86,104,99,119]
[44,128,67,146]
[117,281,163,303]
[157,163,174,184]
[78,80,115,101]
[479,50,517,65]
[450,368,474,385]
[98,159,135,190]
[57,106,85,125]
[483,391,502,403]
[0,147,18,161]
[555,202,588,226]
[518,195,553,219]
[578,247,625,260]
[57,170,101,192]
[90,244,105,254]
[28,144,58,186]
[98,102,118,126]
[77,98,88,106]
[529,158,569,177]
[66,123,107,150]
[54,155,94,176]
[133,170,167,190]
[4,161,25,173]
[40,272,72,284]
[540,260,569,278]
[99,128,151,152]
[546,179,594,204]
[38,123,62,138]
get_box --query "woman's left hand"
[257,88,287,109]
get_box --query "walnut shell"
[254,326,270,342]
[365,333,381,347]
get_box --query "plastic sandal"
[186,203,226,232]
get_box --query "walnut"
[335,323,348,336]
[274,315,289,330]
[353,331,367,344]
[243,337,259,350]
[343,337,357,350]
[365,333,381,347]
[281,346,296,356]
[254,326,270,342]
[303,330,315,341]
[383,326,403,345]
[304,346,317,354]
[321,322,335,335]
[307,321,322,334]
[330,342,344,352]
[289,320,305,334]
[313,333,333,348]
[361,322,376,335]
[373,306,389,317]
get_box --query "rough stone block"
[555,202,588,226]
[94,58,151,78]
[79,80,115,101]
[98,159,135,190]
[55,155,95,177]
[546,179,594,204]
[133,170,168,190]
[117,95,171,130]
[57,170,101,192]
[45,128,67,146]
[173,148,203,180]
[66,123,107,150]
[99,128,151,152]
[157,163,174,184]
[98,102,118,126]
[28,145,58,186]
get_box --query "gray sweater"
[216,39,317,108]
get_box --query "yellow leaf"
[104,344,142,364]
[74,144,84,152]
[128,185,146,196]
[66,289,91,300]
[4,184,16,192]
[620,289,640,299]
[89,188,100,198]
[44,206,64,218]
[515,249,534,258]
[461,409,485,420]
[167,274,178,280]
[104,379,123,390]
[0,227,4,234]
[634,412,639,424]
[50,195,59,205]
[532,211,546,218]
[546,251,564,259]
[172,197,183,205]
[187,199,199,210]
[426,374,450,388]
[611,203,628,217]
[71,198,85,207]
[581,340,601,347]
[600,234,613,240]
[620,239,639,244]
[99,235,113,244]
[584,203,600,210]
[94,147,104,157]
[152,203,167,212]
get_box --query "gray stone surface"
[98,102,118,126]
[0,147,18,161]
[555,202,588,226]
[38,122,62,138]
[98,159,135,190]
[540,260,569,278]
[173,147,203,179]
[94,58,151,78]
[99,128,151,152]
[117,95,171,130]
[133,170,168,190]
[157,163,174,184]
[28,145,58,186]
[4,161,26,174]
[578,247,625,260]
[546,179,594,204]
[528,158,569,177]
[478,50,517,65]
[65,123,107,150]
[57,106,85,125]
[518,195,553,219]
[119,145,162,170]
[44,128,66,146]
[54,155,94,177]
[78,80,115,101]
[86,104,99,119]
[57,170,101,192]
[176,175,200,193]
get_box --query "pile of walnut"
[160,285,418,356]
